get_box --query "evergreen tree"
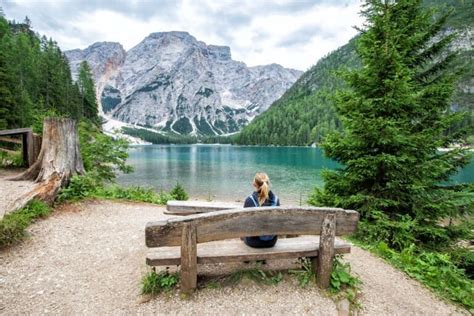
[0,16,18,129]
[0,13,95,130]
[309,0,473,250]
[77,61,98,120]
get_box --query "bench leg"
[181,223,197,294]
[316,213,336,289]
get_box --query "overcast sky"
[2,0,364,71]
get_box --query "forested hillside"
[0,13,98,131]
[234,0,473,146]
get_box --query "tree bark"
[8,118,85,211]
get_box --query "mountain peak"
[65,31,302,136]
[146,31,194,41]
[207,45,231,61]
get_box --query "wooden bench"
[145,206,359,293]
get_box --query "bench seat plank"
[146,236,351,266]
[165,200,241,215]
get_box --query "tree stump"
[8,118,85,211]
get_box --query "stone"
[336,298,350,316]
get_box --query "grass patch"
[95,185,173,205]
[58,174,189,205]
[221,265,284,287]
[349,237,474,312]
[194,263,285,289]
[0,150,23,168]
[200,258,359,302]
[0,200,51,249]
[289,256,361,304]
[289,257,316,287]
[141,269,180,295]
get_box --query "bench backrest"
[146,206,359,247]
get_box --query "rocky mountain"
[65,32,301,135]
[234,0,474,146]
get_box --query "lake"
[117,145,474,205]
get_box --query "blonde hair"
[253,172,270,206]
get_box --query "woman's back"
[242,172,280,248]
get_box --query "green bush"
[0,200,51,249]
[330,255,360,294]
[79,121,133,182]
[448,246,474,279]
[170,183,189,201]
[141,269,179,295]
[58,174,102,202]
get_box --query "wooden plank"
[146,206,359,247]
[180,223,197,293]
[31,134,42,166]
[316,214,336,289]
[146,236,351,266]
[26,132,34,167]
[0,127,32,136]
[166,200,241,215]
[22,133,28,167]
[0,136,22,144]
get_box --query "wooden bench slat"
[146,206,359,247]
[0,127,32,136]
[0,136,22,144]
[146,236,351,266]
[166,200,241,215]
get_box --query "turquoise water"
[117,145,474,204]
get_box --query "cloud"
[2,0,363,70]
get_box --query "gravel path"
[345,247,467,315]
[0,200,468,315]
[0,169,36,220]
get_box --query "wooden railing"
[0,128,41,166]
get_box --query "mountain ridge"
[65,31,302,136]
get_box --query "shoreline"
[128,142,474,151]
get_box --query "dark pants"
[243,236,278,248]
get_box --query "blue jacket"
[243,191,280,246]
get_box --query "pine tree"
[309,0,473,250]
[77,61,98,120]
[0,16,19,129]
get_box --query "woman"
[242,172,280,248]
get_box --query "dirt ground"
[0,200,468,315]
